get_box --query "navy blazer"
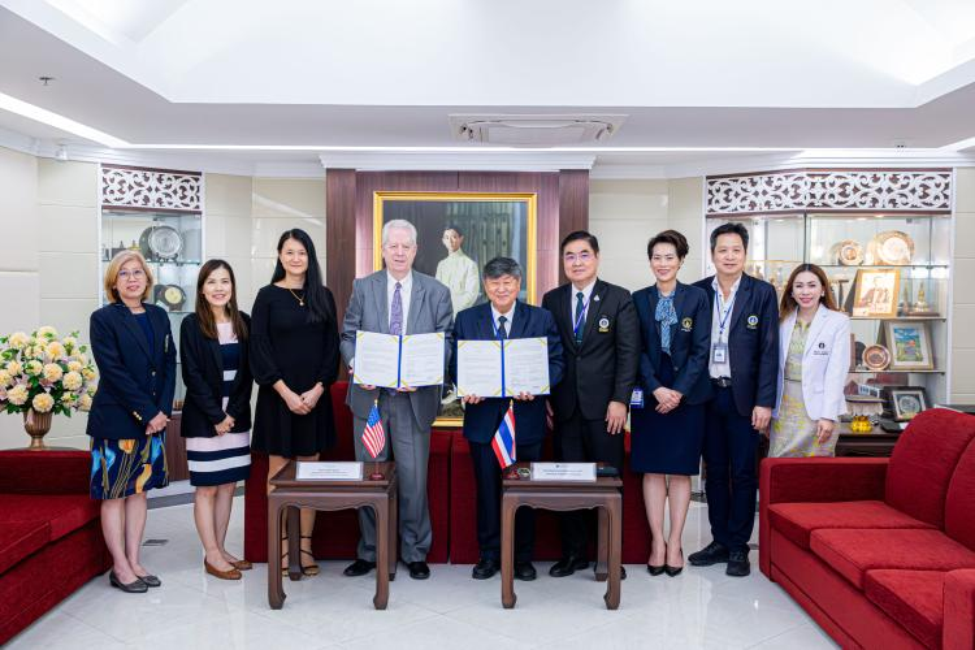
[179,313,254,438]
[451,302,565,446]
[632,282,712,406]
[693,273,779,417]
[86,303,177,440]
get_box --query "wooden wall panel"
[558,169,590,285]
[325,169,357,328]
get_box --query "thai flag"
[491,401,516,469]
[362,400,386,459]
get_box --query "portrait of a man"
[435,225,480,314]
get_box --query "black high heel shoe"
[664,548,684,577]
[647,543,666,576]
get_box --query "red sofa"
[0,450,110,645]
[760,409,975,649]
[244,382,452,563]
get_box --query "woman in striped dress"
[180,260,253,580]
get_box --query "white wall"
[951,168,975,403]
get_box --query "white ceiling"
[2,0,975,176]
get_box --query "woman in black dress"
[631,230,711,577]
[251,229,339,576]
[180,259,253,580]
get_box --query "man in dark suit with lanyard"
[689,222,778,577]
[542,231,640,578]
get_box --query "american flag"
[362,400,386,459]
[491,401,516,469]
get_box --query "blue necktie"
[574,291,585,344]
[497,315,508,340]
[390,282,403,336]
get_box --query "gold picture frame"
[373,191,539,428]
[851,268,901,318]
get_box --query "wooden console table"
[500,463,623,610]
[267,461,398,610]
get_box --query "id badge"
[630,388,644,409]
[712,341,728,364]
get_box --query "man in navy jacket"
[451,257,564,582]
[689,222,779,577]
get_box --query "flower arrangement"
[0,326,97,417]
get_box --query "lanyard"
[491,315,509,340]
[572,295,591,337]
[715,290,736,338]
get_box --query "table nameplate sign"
[530,462,597,482]
[296,461,364,481]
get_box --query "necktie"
[497,315,508,340]
[574,291,585,344]
[390,282,403,336]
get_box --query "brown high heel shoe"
[205,559,242,581]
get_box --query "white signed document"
[353,331,445,388]
[456,340,504,397]
[503,337,551,396]
[456,337,550,397]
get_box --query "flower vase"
[23,409,53,450]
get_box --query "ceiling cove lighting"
[0,92,128,148]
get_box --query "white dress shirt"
[387,270,413,334]
[709,275,742,379]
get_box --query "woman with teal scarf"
[631,230,712,577]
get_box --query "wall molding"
[706,168,953,216]
[319,152,596,172]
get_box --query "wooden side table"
[500,463,623,610]
[267,461,398,610]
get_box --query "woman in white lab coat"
[770,264,850,457]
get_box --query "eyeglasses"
[563,252,593,263]
[118,269,145,280]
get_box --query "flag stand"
[369,460,384,481]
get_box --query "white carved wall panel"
[706,170,952,215]
[101,166,202,212]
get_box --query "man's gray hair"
[482,256,522,280]
[382,219,418,247]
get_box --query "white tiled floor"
[8,499,837,650]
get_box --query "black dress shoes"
[688,541,730,567]
[472,558,499,580]
[726,549,751,577]
[109,571,147,593]
[408,561,430,580]
[343,559,376,577]
[549,556,589,577]
[136,574,161,588]
[514,562,537,581]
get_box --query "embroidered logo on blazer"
[681,317,693,332]
[598,316,611,332]
[746,314,759,329]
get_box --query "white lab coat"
[773,306,850,422]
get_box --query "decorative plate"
[835,239,864,266]
[155,284,186,311]
[141,225,183,260]
[870,231,914,266]
[863,344,891,371]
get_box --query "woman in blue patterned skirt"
[88,251,175,593]
[180,260,253,580]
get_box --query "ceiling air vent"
[449,114,626,146]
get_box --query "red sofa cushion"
[810,528,975,590]
[864,570,945,650]
[769,500,935,549]
[0,521,50,575]
[885,409,975,528]
[0,494,100,542]
[945,437,975,552]
[0,450,93,495]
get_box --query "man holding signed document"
[451,257,564,581]
[340,219,453,581]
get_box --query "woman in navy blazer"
[180,260,254,580]
[631,230,711,577]
[87,251,176,593]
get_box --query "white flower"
[36,326,58,340]
[6,361,22,377]
[8,332,28,349]
[67,360,83,373]
[7,384,28,406]
[63,336,78,351]
[32,392,54,413]
[0,370,10,387]
[46,341,66,359]
[61,393,77,406]
[43,363,63,383]
[82,367,96,382]
[76,353,89,366]
[63,371,83,391]
[25,360,43,376]
[79,393,93,411]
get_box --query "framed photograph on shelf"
[888,387,928,421]
[851,268,901,318]
[883,320,935,371]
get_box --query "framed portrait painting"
[882,320,934,371]
[851,268,901,318]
